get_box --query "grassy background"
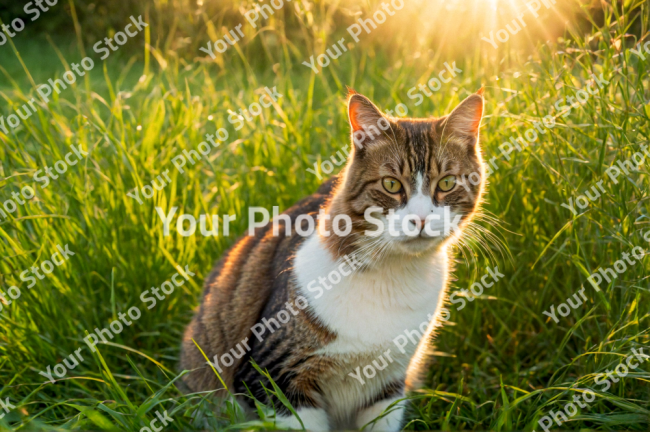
[1,0,650,430]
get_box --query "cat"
[180,89,486,431]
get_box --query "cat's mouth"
[395,231,447,254]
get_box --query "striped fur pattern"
[180,90,486,431]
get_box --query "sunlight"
[394,0,569,56]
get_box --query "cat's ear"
[440,90,484,148]
[347,90,388,149]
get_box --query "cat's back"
[179,176,338,392]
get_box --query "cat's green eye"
[438,175,456,192]
[382,177,403,194]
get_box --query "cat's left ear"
[347,90,389,150]
[440,90,484,148]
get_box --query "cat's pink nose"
[410,217,425,231]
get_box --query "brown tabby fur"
[180,178,339,397]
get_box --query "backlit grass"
[1,0,649,430]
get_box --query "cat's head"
[322,90,486,261]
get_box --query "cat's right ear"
[347,90,388,150]
[439,90,484,149]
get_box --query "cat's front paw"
[274,407,330,431]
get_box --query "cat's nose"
[409,217,425,231]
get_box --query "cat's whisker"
[363,238,394,266]
[458,225,493,260]
[351,236,383,259]
[452,237,474,270]
[465,212,512,265]
[357,239,389,264]
[453,218,509,271]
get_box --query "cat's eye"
[438,176,456,192]
[382,177,403,194]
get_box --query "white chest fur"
[294,235,449,423]
[294,235,449,356]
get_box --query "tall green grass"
[1,0,649,430]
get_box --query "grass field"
[1,0,649,430]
